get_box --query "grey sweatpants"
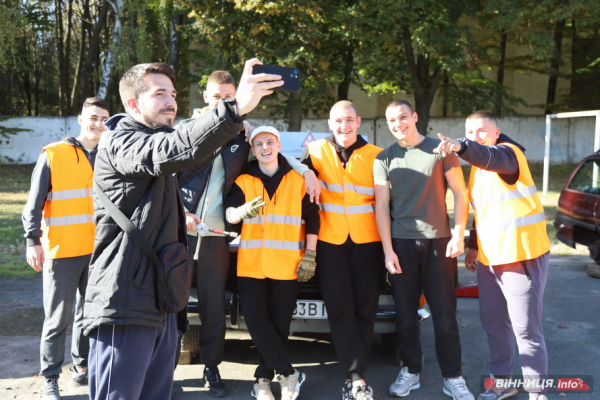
[477,252,549,386]
[40,254,90,376]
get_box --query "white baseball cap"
[249,125,280,146]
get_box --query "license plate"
[293,300,328,319]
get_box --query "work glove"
[232,196,266,220]
[297,250,317,283]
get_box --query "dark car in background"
[555,151,600,263]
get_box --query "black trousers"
[187,235,230,368]
[389,237,462,378]
[238,277,299,380]
[317,237,383,382]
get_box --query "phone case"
[253,65,300,92]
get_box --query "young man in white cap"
[225,125,320,400]
[177,70,320,397]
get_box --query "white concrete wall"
[1,115,597,164]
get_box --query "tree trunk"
[495,30,507,116]
[64,0,73,114]
[80,0,108,103]
[167,9,183,72]
[545,19,565,115]
[97,0,123,99]
[337,44,354,101]
[442,73,449,117]
[71,0,91,110]
[56,0,67,116]
[288,91,302,131]
[402,27,442,135]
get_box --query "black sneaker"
[342,380,355,400]
[203,366,228,397]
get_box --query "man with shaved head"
[301,100,383,400]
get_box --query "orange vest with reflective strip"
[41,142,95,259]
[468,143,550,265]
[308,139,381,245]
[236,171,306,280]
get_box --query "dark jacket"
[177,130,250,224]
[83,99,243,335]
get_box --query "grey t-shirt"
[373,136,460,239]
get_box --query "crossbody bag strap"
[94,180,162,268]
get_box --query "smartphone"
[253,65,301,92]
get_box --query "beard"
[142,107,176,128]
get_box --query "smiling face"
[250,132,281,165]
[127,73,178,128]
[328,104,361,147]
[78,105,110,144]
[465,117,500,146]
[385,104,419,143]
[203,82,236,111]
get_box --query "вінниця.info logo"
[482,376,593,392]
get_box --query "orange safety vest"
[307,139,382,245]
[469,142,550,265]
[41,142,96,259]
[236,171,307,280]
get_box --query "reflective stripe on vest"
[235,171,307,280]
[469,142,550,265]
[46,188,94,201]
[472,184,538,210]
[319,203,375,215]
[41,142,95,259]
[308,140,382,244]
[240,239,306,251]
[44,214,92,227]
[318,180,375,196]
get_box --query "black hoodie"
[225,153,320,235]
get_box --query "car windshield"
[569,158,600,194]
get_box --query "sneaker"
[477,388,517,400]
[40,375,60,400]
[277,369,306,400]
[70,366,87,386]
[352,384,374,400]
[389,367,420,397]
[529,395,548,400]
[342,380,355,400]
[443,376,475,400]
[203,366,228,397]
[252,378,275,400]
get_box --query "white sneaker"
[277,369,306,400]
[390,366,420,397]
[40,376,61,400]
[443,376,475,400]
[252,378,275,400]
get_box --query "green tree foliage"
[184,0,362,128]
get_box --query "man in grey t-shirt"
[373,100,473,400]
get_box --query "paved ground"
[1,254,598,399]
